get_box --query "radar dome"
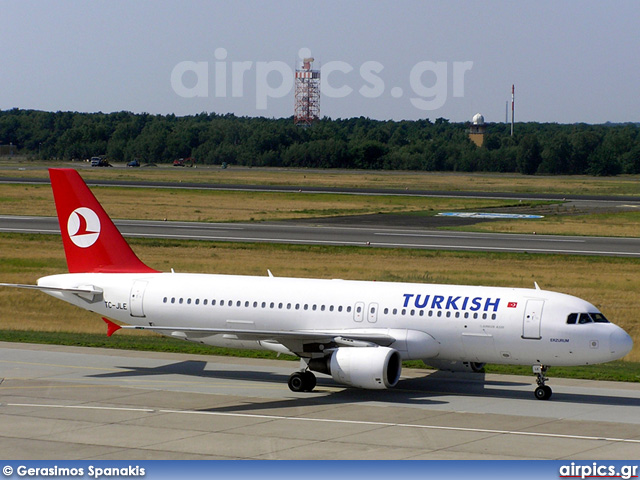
[472,113,485,125]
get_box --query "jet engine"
[309,347,402,389]
[427,359,486,373]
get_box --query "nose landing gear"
[533,365,552,400]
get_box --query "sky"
[1,0,639,123]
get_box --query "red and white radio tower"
[294,57,320,126]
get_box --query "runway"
[1,215,640,257]
[0,342,639,459]
[2,174,639,256]
[2,174,640,205]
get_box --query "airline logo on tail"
[67,207,101,248]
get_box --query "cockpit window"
[590,313,609,323]
[578,313,592,324]
[567,312,610,324]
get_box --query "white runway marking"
[374,232,586,243]
[6,402,639,445]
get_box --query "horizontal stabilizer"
[0,283,103,302]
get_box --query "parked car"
[90,157,111,167]
[173,157,195,167]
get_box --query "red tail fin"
[49,168,158,273]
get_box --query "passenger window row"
[162,296,353,313]
[161,296,497,320]
[383,307,496,320]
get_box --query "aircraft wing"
[102,318,397,351]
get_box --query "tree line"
[1,108,639,175]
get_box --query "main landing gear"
[288,370,317,392]
[533,365,552,400]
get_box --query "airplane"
[0,168,633,400]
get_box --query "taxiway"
[1,342,638,459]
[2,215,640,257]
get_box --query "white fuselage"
[38,271,632,367]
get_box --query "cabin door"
[129,280,148,318]
[353,302,365,322]
[522,299,544,339]
[367,303,379,323]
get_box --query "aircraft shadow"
[89,360,290,383]
[88,360,445,406]
[87,359,639,409]
[401,371,640,407]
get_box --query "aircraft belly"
[461,333,496,362]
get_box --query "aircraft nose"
[609,328,633,359]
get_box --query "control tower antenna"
[511,84,515,136]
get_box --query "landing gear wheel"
[534,385,552,400]
[288,371,316,392]
[532,365,552,400]
[288,372,305,392]
[302,371,317,391]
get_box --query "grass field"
[0,162,638,382]
[450,210,640,237]
[1,234,638,366]
[1,171,639,237]
[2,159,640,196]
[0,183,531,223]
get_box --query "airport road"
[0,342,638,460]
[1,215,640,257]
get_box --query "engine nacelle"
[427,359,486,373]
[309,347,402,389]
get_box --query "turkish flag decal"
[508,302,518,308]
